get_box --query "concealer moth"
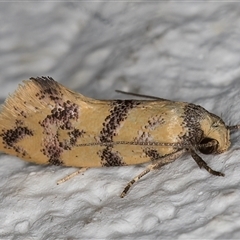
[0,76,239,197]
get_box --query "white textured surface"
[1,2,240,239]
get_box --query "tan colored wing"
[0,77,187,167]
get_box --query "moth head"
[199,113,230,154]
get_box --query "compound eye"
[199,138,218,154]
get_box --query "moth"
[0,76,239,197]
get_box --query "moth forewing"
[0,76,238,197]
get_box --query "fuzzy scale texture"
[1,2,240,240]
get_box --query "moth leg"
[57,167,89,185]
[120,149,186,198]
[190,150,224,177]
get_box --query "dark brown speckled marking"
[33,78,84,165]
[99,100,140,166]
[181,103,205,144]
[68,129,85,147]
[100,147,125,167]
[40,100,82,166]
[31,76,64,103]
[99,100,140,142]
[0,119,33,157]
[143,148,162,161]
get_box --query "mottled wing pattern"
[0,77,189,167]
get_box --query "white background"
[1,2,240,239]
